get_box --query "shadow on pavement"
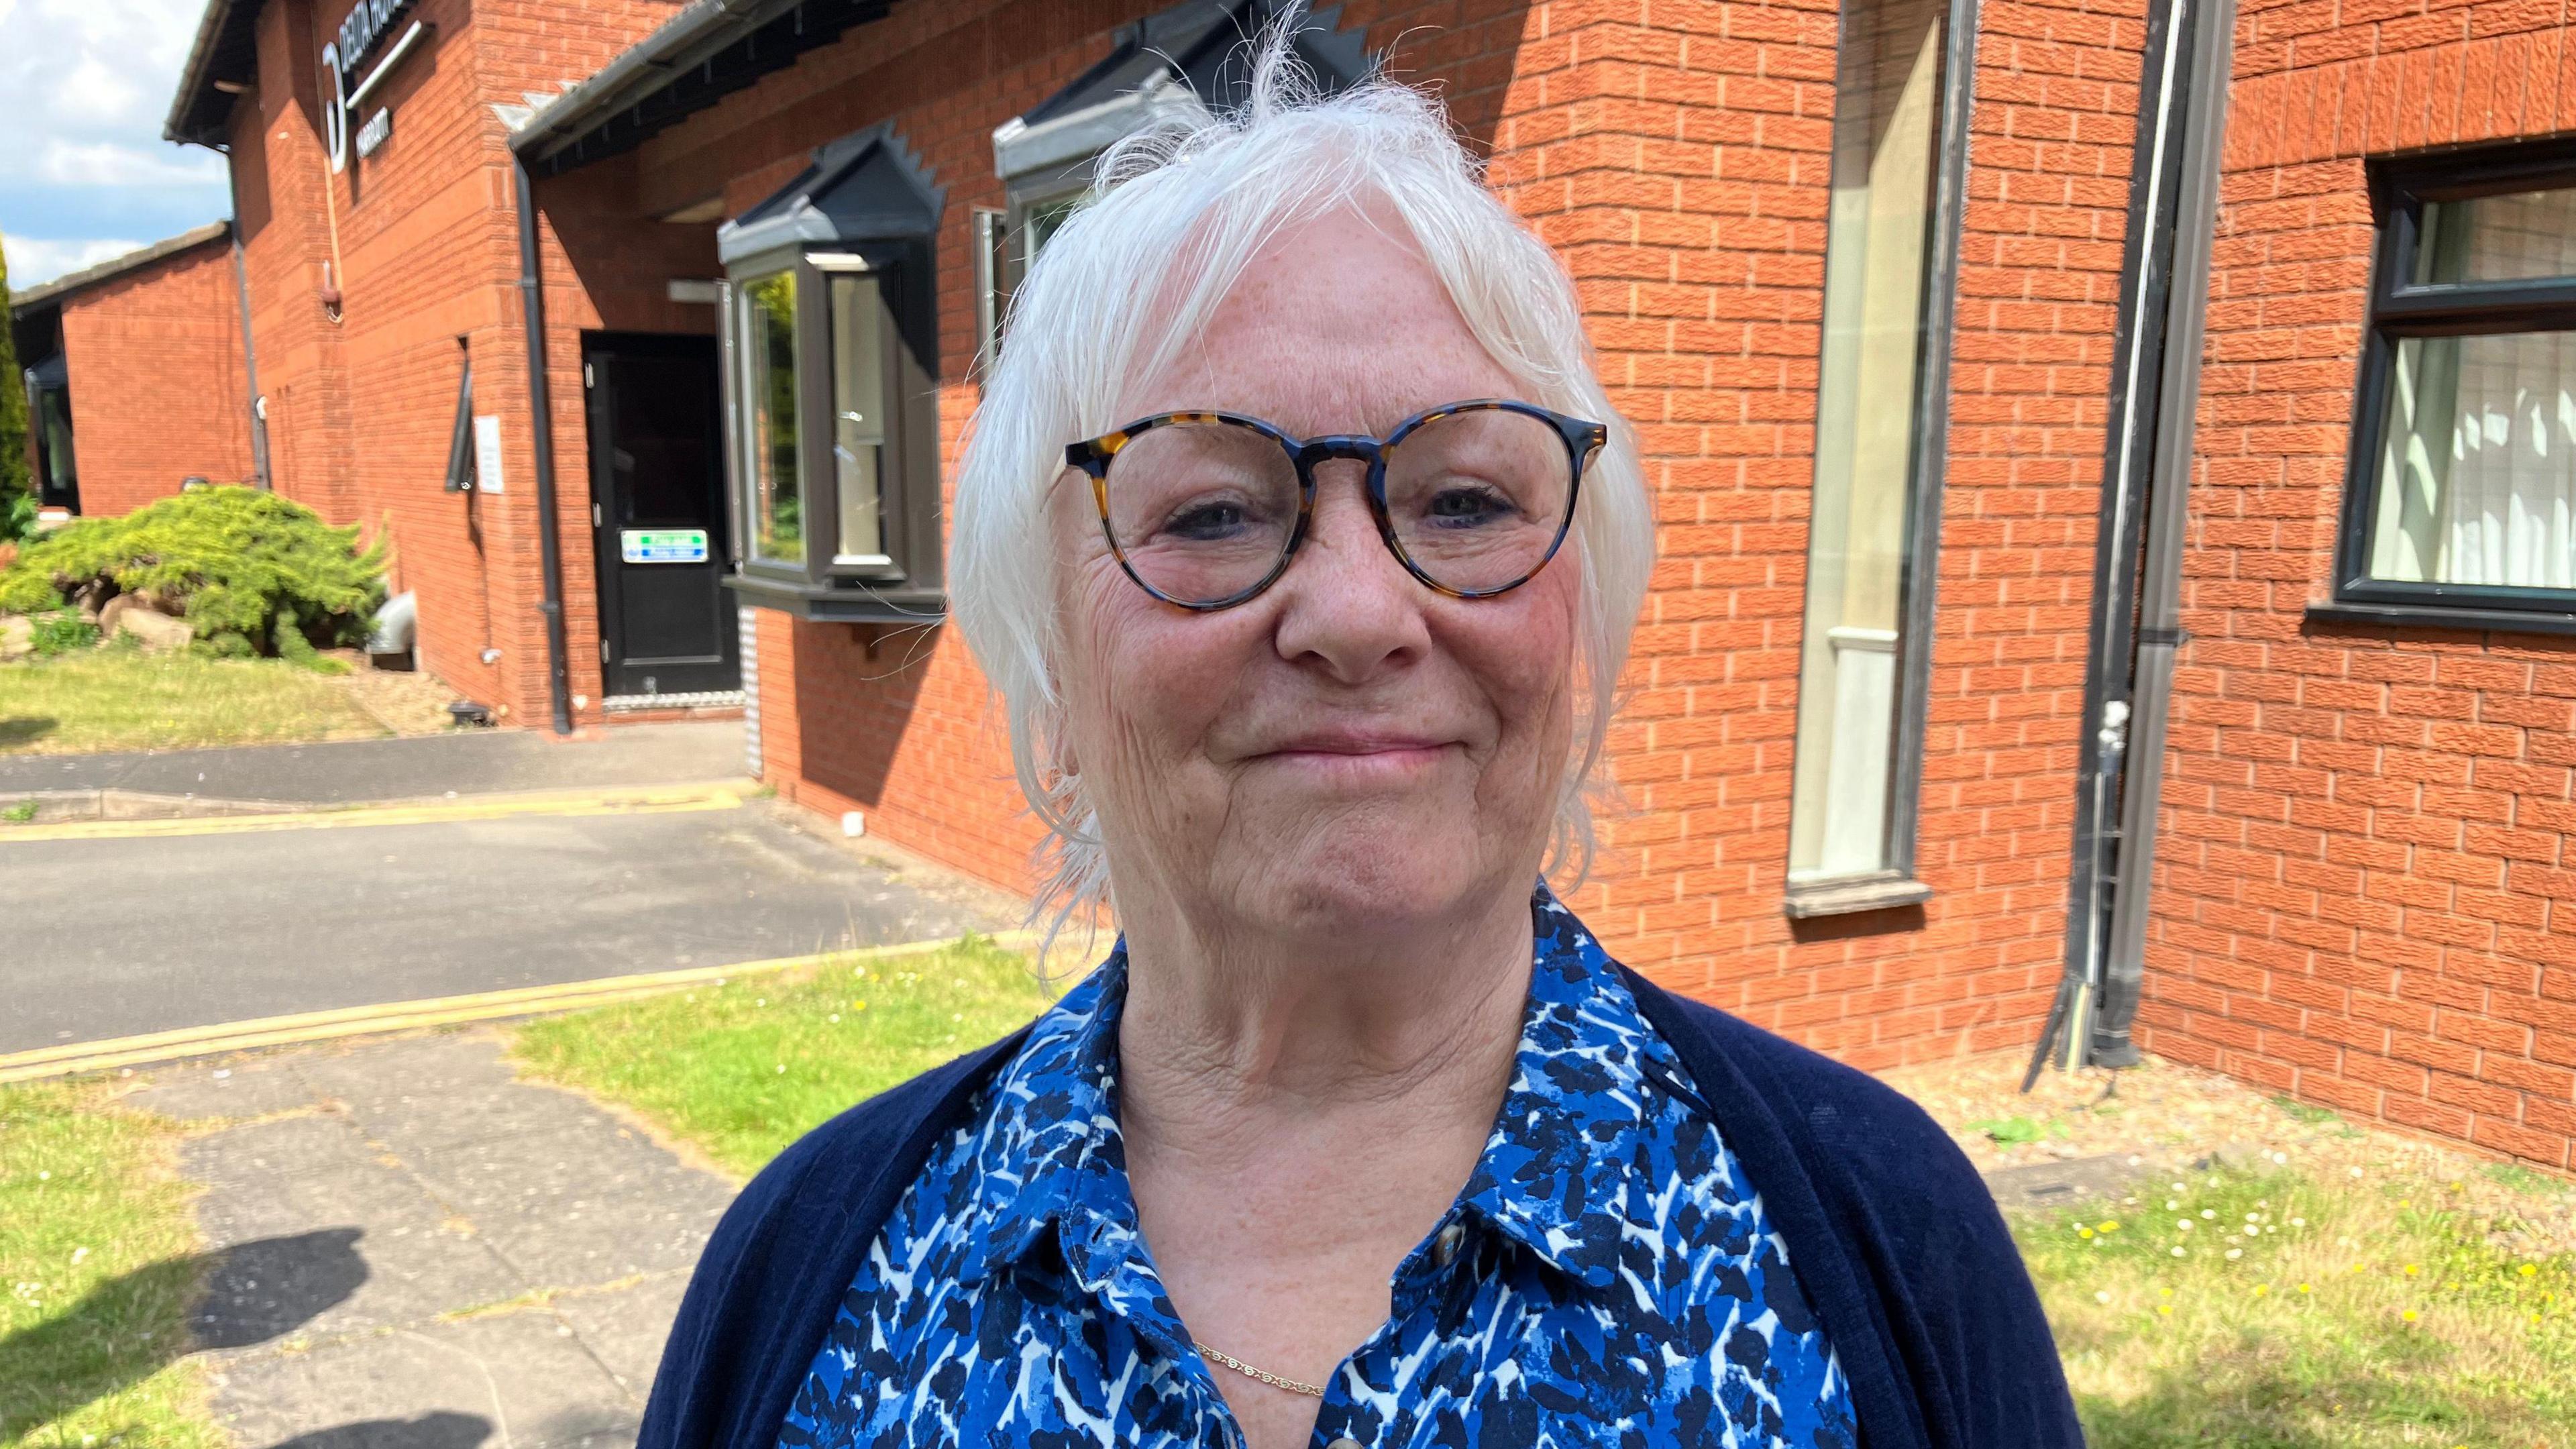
[266,1411,494,1449]
[191,1226,370,1350]
[0,1228,368,1439]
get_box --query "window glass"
[1788,0,1946,883]
[2367,330,2576,590]
[828,271,890,563]
[741,270,802,565]
[40,388,77,495]
[2413,186,2576,286]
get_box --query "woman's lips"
[1248,736,1458,780]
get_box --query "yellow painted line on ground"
[0,782,751,844]
[0,930,1041,1085]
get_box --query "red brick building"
[152,0,2576,1173]
[8,223,259,517]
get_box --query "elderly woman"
[641,45,2078,1449]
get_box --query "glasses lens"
[1102,421,1301,606]
[1383,409,1575,594]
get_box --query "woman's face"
[1048,205,1581,939]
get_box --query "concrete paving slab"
[402,1124,731,1285]
[187,1163,525,1344]
[179,1113,386,1190]
[161,1034,741,1449]
[0,720,747,809]
[207,1310,639,1449]
[547,1271,692,1397]
[131,1057,318,1122]
[288,1037,564,1156]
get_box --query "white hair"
[949,30,1655,941]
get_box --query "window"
[981,0,1369,364]
[716,123,946,621]
[738,269,803,565]
[27,354,78,511]
[1784,0,1970,914]
[2326,142,2576,631]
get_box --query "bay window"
[718,122,945,621]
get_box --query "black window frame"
[2316,136,2576,637]
[716,123,947,625]
[1777,0,1982,920]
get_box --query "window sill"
[2305,600,2576,638]
[726,571,946,624]
[1782,873,1933,919]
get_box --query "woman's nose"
[1267,461,1432,682]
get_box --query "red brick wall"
[590,0,2151,1073]
[2143,0,2576,1171]
[223,0,688,721]
[1468,0,2149,1070]
[53,240,256,515]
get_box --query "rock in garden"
[115,608,195,653]
[0,614,30,663]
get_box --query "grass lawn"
[2019,1160,2573,1447]
[511,935,1059,1178]
[0,651,384,757]
[514,949,2574,1442]
[0,1081,219,1449]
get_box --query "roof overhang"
[508,0,894,178]
[7,223,235,317]
[165,0,264,148]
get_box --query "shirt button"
[1432,1222,1465,1267]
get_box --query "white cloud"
[38,140,227,188]
[0,0,232,285]
[4,233,148,286]
[0,0,207,174]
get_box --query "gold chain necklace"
[1192,1340,1326,1398]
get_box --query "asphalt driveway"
[1,799,1015,1053]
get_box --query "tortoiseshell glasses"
[1064,399,1605,611]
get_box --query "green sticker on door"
[621,529,709,564]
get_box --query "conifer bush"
[0,487,387,659]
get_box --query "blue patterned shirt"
[777,890,1855,1448]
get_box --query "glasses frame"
[1064,398,1606,612]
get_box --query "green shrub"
[0,488,386,658]
[28,609,98,656]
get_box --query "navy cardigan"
[637,965,2084,1449]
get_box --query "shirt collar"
[1450,886,1670,1291]
[959,885,1676,1301]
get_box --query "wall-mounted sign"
[321,0,425,172]
[355,107,392,159]
[473,415,505,494]
[621,529,710,565]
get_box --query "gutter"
[513,158,576,735]
[2026,0,2237,1086]
[224,161,269,488]
[505,0,764,156]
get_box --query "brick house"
[156,0,2576,1173]
[8,223,259,517]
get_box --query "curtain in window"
[2370,189,2576,592]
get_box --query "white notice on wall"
[473,415,504,494]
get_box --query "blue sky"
[1,0,233,288]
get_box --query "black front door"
[586,333,735,699]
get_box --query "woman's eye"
[1423,486,1516,528]
[1165,498,1254,541]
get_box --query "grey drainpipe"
[221,151,270,486]
[2090,0,2236,1067]
[513,156,576,736]
[2026,0,2236,1087]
